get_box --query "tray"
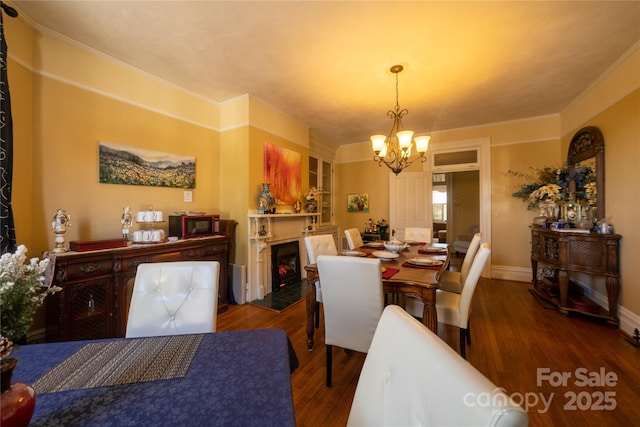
[70,238,128,252]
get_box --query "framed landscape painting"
[99,141,196,188]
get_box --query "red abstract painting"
[264,142,301,205]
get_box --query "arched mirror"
[567,126,604,221]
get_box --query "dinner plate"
[408,257,444,267]
[372,250,399,261]
[367,241,384,248]
[342,250,366,257]
[420,246,447,253]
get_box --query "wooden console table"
[45,236,229,342]
[530,228,621,326]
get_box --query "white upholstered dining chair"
[126,261,219,338]
[344,228,364,250]
[439,232,482,294]
[317,255,384,387]
[404,227,432,243]
[304,234,338,327]
[347,305,528,427]
[406,243,491,359]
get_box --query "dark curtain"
[0,5,17,254]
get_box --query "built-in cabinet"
[45,236,229,342]
[309,156,332,225]
[530,228,621,326]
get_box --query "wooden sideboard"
[44,235,229,342]
[530,228,621,326]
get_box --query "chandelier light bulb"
[370,135,387,154]
[396,131,414,151]
[414,135,430,153]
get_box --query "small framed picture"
[347,193,369,212]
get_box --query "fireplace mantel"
[246,212,320,301]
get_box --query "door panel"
[389,172,431,240]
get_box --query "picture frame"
[347,193,369,212]
[99,141,195,188]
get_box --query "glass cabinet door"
[309,156,332,225]
[321,160,332,224]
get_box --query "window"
[433,185,447,222]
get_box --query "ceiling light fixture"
[371,65,430,175]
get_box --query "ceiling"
[11,1,640,146]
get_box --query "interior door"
[389,172,431,240]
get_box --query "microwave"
[168,214,220,239]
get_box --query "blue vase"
[258,183,275,214]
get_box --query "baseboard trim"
[490,266,640,335]
[573,280,640,336]
[491,265,531,283]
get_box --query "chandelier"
[371,65,430,175]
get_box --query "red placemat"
[382,267,399,279]
[402,261,441,270]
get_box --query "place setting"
[371,250,400,261]
[361,241,385,249]
[418,245,448,254]
[403,257,445,269]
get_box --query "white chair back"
[347,305,528,427]
[126,261,219,338]
[460,232,482,283]
[304,234,338,303]
[344,228,364,250]
[457,242,490,328]
[404,227,432,243]
[304,234,338,263]
[317,255,384,353]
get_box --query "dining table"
[13,329,298,426]
[304,241,449,350]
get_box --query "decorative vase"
[532,202,549,227]
[258,183,275,214]
[306,200,317,213]
[1,358,36,427]
[294,200,302,213]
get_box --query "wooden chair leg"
[466,320,471,345]
[315,301,320,328]
[459,329,467,359]
[326,344,333,387]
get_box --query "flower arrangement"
[0,245,61,343]
[509,165,595,209]
[304,187,321,201]
[351,193,368,206]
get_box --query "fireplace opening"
[271,241,301,292]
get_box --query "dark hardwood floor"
[216,278,640,426]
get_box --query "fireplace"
[271,241,301,292]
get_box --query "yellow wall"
[7,15,309,268]
[16,67,221,254]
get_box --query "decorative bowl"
[383,240,407,253]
